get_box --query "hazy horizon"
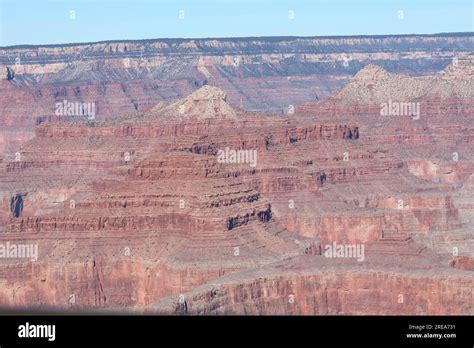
[1,31,473,49]
[1,0,472,46]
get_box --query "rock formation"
[0,38,472,315]
[0,33,472,155]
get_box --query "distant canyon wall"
[0,33,472,153]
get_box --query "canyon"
[0,33,472,153]
[0,34,472,315]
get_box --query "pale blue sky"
[0,0,472,46]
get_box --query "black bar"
[0,315,472,346]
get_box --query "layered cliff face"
[0,86,348,310]
[151,256,473,315]
[0,36,473,314]
[294,58,474,279]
